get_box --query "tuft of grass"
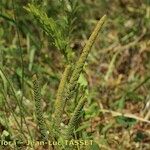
[30,13,106,149]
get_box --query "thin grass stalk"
[1,90,27,140]
[0,67,33,141]
[12,0,25,129]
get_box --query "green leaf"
[29,48,36,71]
[116,116,137,127]
[89,142,100,150]
[118,96,126,110]
[126,91,143,101]
[0,27,4,38]
[1,130,11,141]
[134,131,146,142]
[85,102,99,118]
[101,123,113,135]
[78,73,88,87]
[75,123,90,133]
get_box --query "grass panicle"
[32,74,48,141]
[64,96,86,141]
[62,15,107,109]
[53,65,71,128]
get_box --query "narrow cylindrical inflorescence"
[63,15,107,108]
[32,74,48,141]
[65,96,86,140]
[53,65,71,128]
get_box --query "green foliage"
[116,116,137,128]
[89,142,100,150]
[134,131,147,142]
[24,3,76,63]
[25,4,69,60]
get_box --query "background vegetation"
[0,0,150,149]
